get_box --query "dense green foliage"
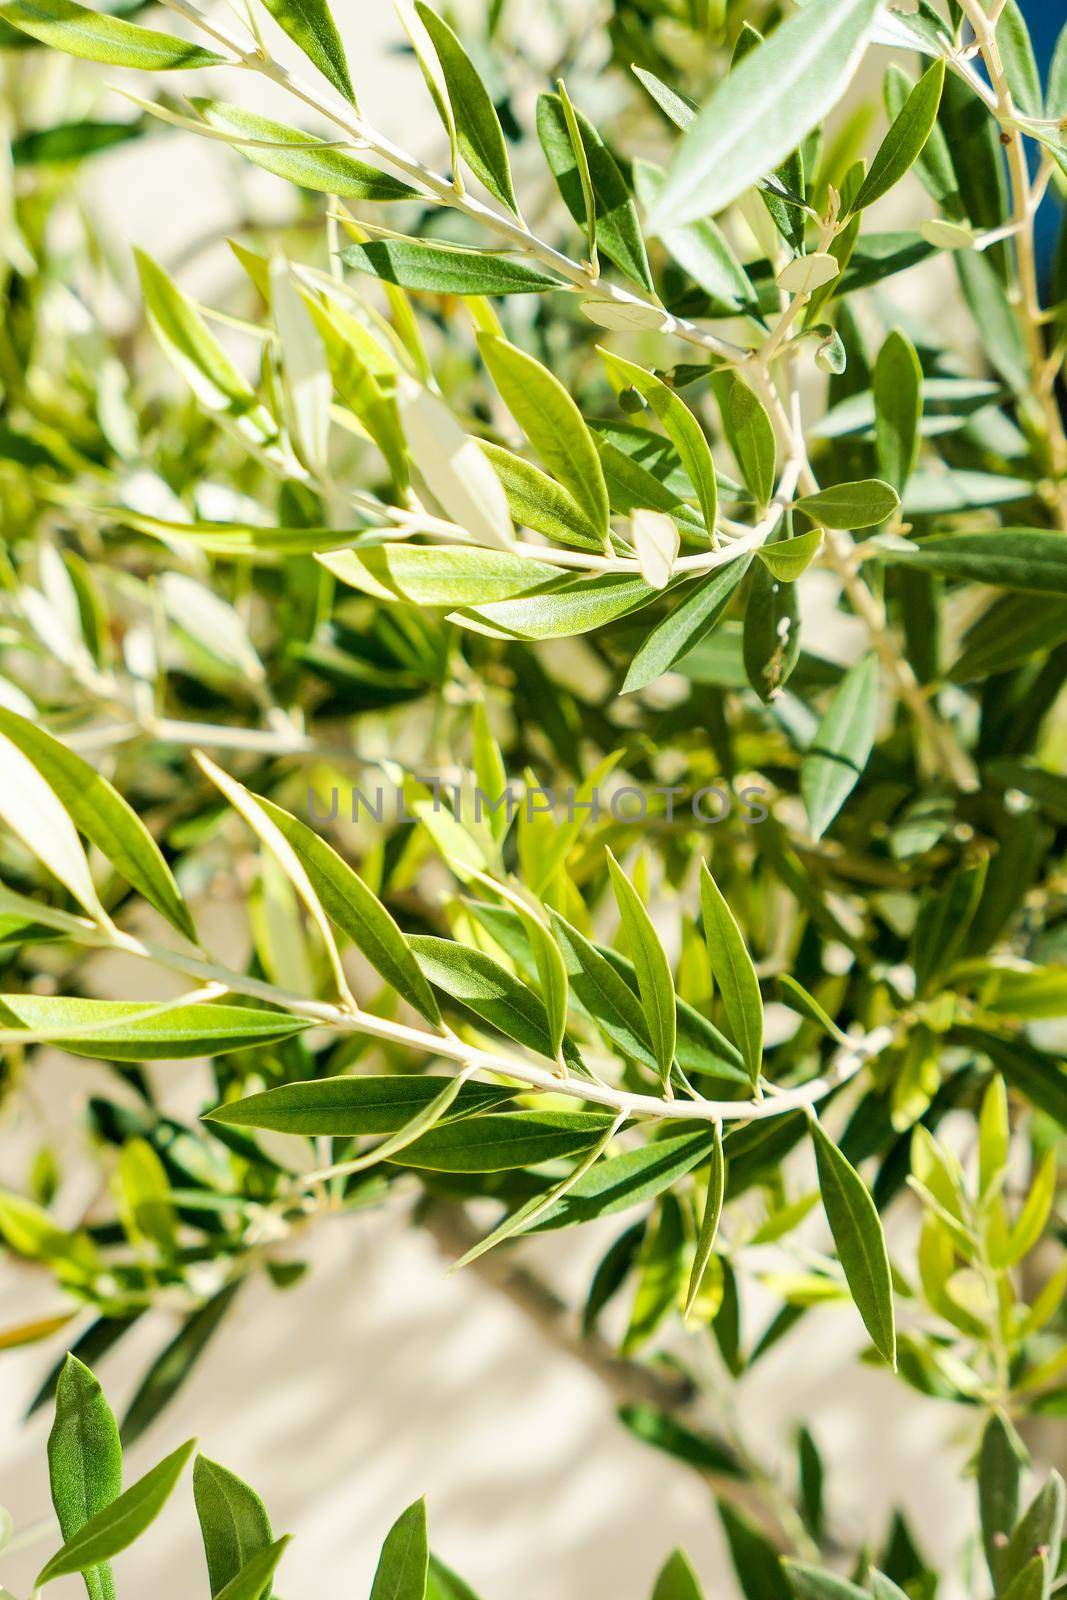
[0,0,1065,1594]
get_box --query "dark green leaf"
[257,0,354,102]
[536,91,652,290]
[415,4,516,211]
[801,654,879,839]
[340,239,561,296]
[194,1455,274,1599]
[810,1118,896,1365]
[37,1440,195,1585]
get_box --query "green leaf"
[394,375,514,548]
[480,442,605,551]
[623,1192,686,1353]
[606,851,676,1088]
[849,58,945,214]
[620,1405,741,1478]
[37,1440,195,1585]
[718,1502,793,1600]
[213,1540,290,1600]
[121,1285,240,1448]
[371,1499,428,1600]
[743,555,800,703]
[1000,1556,1048,1600]
[253,795,441,1025]
[426,1555,482,1600]
[795,480,899,531]
[257,0,354,103]
[415,4,516,212]
[0,708,194,941]
[599,351,717,540]
[0,727,106,922]
[684,1121,724,1319]
[477,334,609,544]
[536,91,652,290]
[623,556,752,694]
[652,1550,705,1600]
[634,159,758,317]
[528,1128,719,1232]
[810,1118,896,1365]
[548,909,655,1069]
[473,877,568,1065]
[0,0,223,67]
[115,1138,175,1257]
[340,239,561,296]
[136,250,269,425]
[874,530,1067,594]
[700,862,762,1091]
[784,1565,868,1600]
[206,1075,513,1135]
[648,0,883,228]
[408,935,570,1064]
[453,1114,623,1267]
[801,654,879,840]
[997,2,1043,119]
[457,571,660,641]
[873,330,923,493]
[756,532,822,582]
[0,995,308,1058]
[719,377,776,508]
[999,1476,1065,1598]
[191,101,417,199]
[47,1357,121,1600]
[979,1415,1024,1586]
[194,1455,274,1599]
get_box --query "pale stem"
[0,883,891,1128]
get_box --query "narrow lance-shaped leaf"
[684,1122,725,1320]
[194,753,352,1004]
[801,654,879,840]
[453,1112,625,1268]
[415,2,516,212]
[0,0,224,69]
[469,872,567,1067]
[599,350,717,543]
[394,375,514,551]
[191,100,419,200]
[556,78,597,270]
[37,1440,196,1586]
[120,1285,240,1449]
[623,556,752,695]
[606,851,676,1091]
[809,1117,896,1366]
[254,794,442,1026]
[0,995,308,1057]
[47,1356,122,1600]
[652,1550,706,1600]
[256,0,355,104]
[717,377,776,509]
[873,329,923,493]
[206,1075,512,1136]
[477,333,610,546]
[536,90,653,291]
[339,238,562,297]
[0,708,195,941]
[648,0,884,228]
[0,728,107,923]
[213,1539,291,1600]
[193,1455,274,1599]
[370,1499,429,1600]
[873,530,1067,595]
[699,862,762,1092]
[848,58,946,215]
